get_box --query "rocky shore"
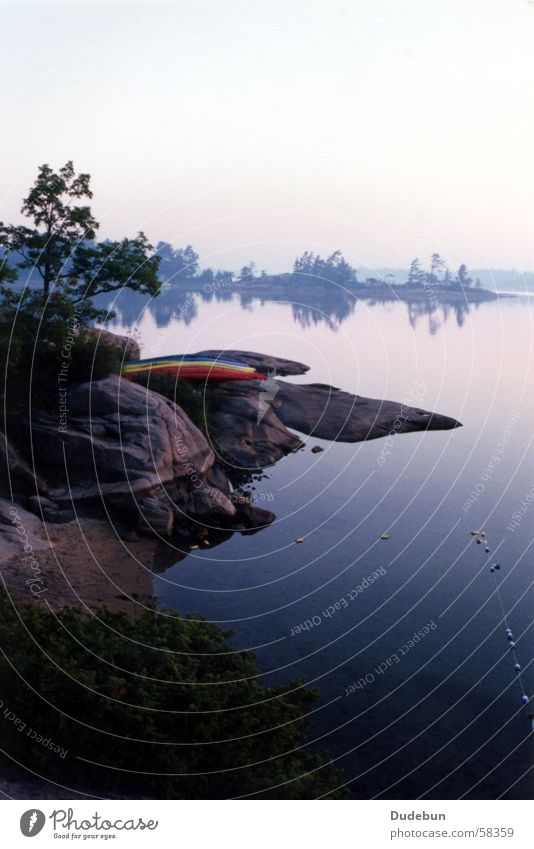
[0,337,461,611]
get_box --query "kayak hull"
[122,356,267,382]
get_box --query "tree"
[157,242,200,282]
[430,253,446,278]
[455,263,472,289]
[293,251,315,275]
[426,253,447,286]
[443,268,454,287]
[239,261,256,282]
[407,258,425,287]
[292,250,357,286]
[0,596,346,799]
[0,253,17,285]
[214,270,234,286]
[0,161,160,300]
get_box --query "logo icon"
[20,810,46,837]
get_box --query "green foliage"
[407,257,425,287]
[0,254,18,286]
[0,161,161,299]
[156,242,200,282]
[293,251,357,286]
[131,371,214,433]
[455,263,473,289]
[238,261,256,283]
[0,595,346,799]
[0,288,120,410]
[405,255,474,290]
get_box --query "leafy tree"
[425,253,447,287]
[455,263,473,289]
[0,161,160,300]
[0,253,17,285]
[430,253,446,278]
[239,261,256,283]
[0,288,120,410]
[214,270,234,286]
[407,258,425,287]
[293,251,315,275]
[0,595,346,799]
[442,268,454,287]
[157,242,199,282]
[292,250,357,286]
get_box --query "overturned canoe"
[122,355,267,382]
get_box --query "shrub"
[0,288,120,411]
[0,594,345,799]
[131,372,213,433]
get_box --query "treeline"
[405,254,481,290]
[0,159,479,295]
[156,243,481,291]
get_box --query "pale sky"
[1,0,533,273]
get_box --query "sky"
[1,0,533,273]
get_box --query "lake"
[105,284,533,799]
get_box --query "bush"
[0,594,346,799]
[0,288,120,411]
[131,372,214,433]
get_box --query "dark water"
[108,286,533,799]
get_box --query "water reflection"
[96,281,480,336]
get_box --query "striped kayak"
[122,355,267,382]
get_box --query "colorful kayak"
[122,355,266,382]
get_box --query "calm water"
[107,286,533,799]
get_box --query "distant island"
[7,232,530,304]
[153,245,503,305]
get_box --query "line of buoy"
[472,531,531,728]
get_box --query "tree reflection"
[96,279,476,337]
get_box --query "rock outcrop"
[88,328,140,361]
[209,379,304,469]
[196,350,309,376]
[30,376,215,506]
[1,342,462,564]
[1,431,48,497]
[206,367,461,466]
[272,380,461,441]
[0,497,50,560]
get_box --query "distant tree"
[214,270,234,286]
[0,162,160,300]
[239,261,256,283]
[157,242,199,281]
[430,253,446,278]
[198,267,214,285]
[442,268,454,287]
[426,253,447,286]
[155,240,175,263]
[455,263,473,289]
[475,277,482,289]
[292,250,357,286]
[407,258,425,287]
[293,251,315,275]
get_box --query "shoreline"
[1,346,462,615]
